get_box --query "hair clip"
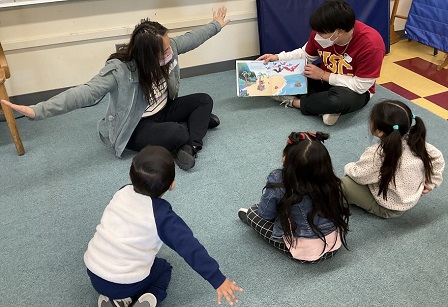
[287,138,293,145]
[140,27,155,35]
[299,132,307,140]
[392,125,399,130]
[307,131,316,138]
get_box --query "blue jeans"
[87,257,172,303]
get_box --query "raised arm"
[171,6,230,55]
[213,6,231,28]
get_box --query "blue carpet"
[0,70,447,306]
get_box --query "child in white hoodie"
[84,146,242,307]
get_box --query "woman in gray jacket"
[2,7,229,171]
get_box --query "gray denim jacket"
[31,20,222,157]
[258,169,337,241]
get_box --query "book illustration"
[236,60,307,97]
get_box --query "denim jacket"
[31,21,222,157]
[258,169,337,241]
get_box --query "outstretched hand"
[1,99,35,119]
[213,6,231,28]
[256,53,279,64]
[216,278,243,305]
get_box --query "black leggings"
[126,93,213,152]
[246,205,338,263]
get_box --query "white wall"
[391,0,412,31]
[0,0,259,97]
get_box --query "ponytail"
[371,100,436,200]
[378,129,403,200]
[408,116,433,184]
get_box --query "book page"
[236,60,307,97]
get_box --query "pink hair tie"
[287,138,293,145]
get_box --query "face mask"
[159,53,173,66]
[315,30,337,48]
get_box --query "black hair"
[108,18,170,101]
[309,0,355,33]
[370,100,434,200]
[129,145,175,198]
[268,131,350,250]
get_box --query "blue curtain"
[405,0,448,52]
[257,0,390,54]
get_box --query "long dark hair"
[370,100,434,200]
[273,131,349,250]
[109,18,170,101]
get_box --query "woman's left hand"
[213,6,231,28]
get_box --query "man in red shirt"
[258,0,385,125]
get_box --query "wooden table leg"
[390,0,401,45]
[0,76,25,156]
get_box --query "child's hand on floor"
[216,278,243,305]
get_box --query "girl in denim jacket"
[238,131,350,262]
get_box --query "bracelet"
[320,71,326,83]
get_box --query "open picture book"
[236,59,307,97]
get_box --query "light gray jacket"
[31,20,222,157]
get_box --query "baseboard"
[181,56,257,78]
[9,56,258,106]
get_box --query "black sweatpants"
[126,93,213,152]
[300,78,370,115]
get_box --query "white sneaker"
[322,113,341,126]
[98,295,132,307]
[271,95,296,108]
[133,293,157,307]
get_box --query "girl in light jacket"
[342,100,445,218]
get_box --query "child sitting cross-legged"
[238,131,350,262]
[341,100,445,218]
[84,145,242,307]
